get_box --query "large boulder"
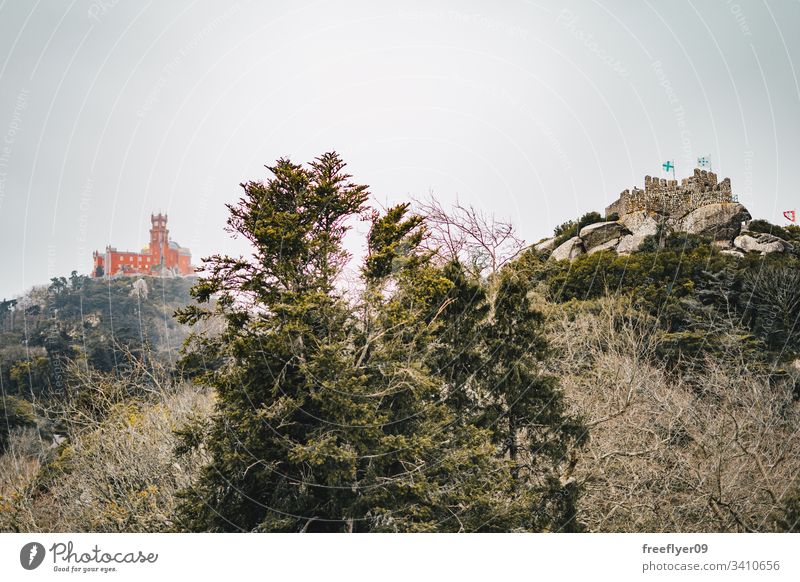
[619,211,660,237]
[733,232,787,254]
[535,236,558,253]
[550,236,585,262]
[579,221,630,250]
[587,237,621,255]
[616,234,649,255]
[676,202,751,240]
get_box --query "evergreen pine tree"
[176,154,526,531]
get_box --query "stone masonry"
[605,168,736,219]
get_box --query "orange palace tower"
[92,213,193,277]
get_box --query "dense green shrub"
[746,219,791,240]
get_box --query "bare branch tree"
[413,194,526,278]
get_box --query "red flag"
[784,210,796,222]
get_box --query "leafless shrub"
[38,383,213,532]
[0,428,47,532]
[0,358,213,532]
[41,343,172,436]
[546,295,800,532]
[414,194,525,278]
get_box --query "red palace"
[92,213,193,277]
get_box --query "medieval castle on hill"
[605,168,737,219]
[92,213,193,278]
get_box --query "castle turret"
[149,213,169,267]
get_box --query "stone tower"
[149,213,169,267]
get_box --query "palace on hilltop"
[92,213,193,278]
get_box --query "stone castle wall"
[605,169,736,218]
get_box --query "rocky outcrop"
[676,202,751,240]
[535,237,558,253]
[540,194,779,261]
[733,232,787,254]
[551,236,585,262]
[616,234,649,255]
[613,211,662,255]
[579,221,630,251]
[619,211,660,237]
[587,238,621,255]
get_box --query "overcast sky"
[1,0,799,299]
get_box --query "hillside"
[0,275,197,450]
[522,182,800,531]
[536,170,800,262]
[1,158,798,533]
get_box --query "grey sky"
[0,0,798,299]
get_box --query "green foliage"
[9,357,53,396]
[578,211,604,230]
[654,331,713,367]
[546,238,724,312]
[0,395,37,452]
[364,203,424,279]
[662,232,708,251]
[553,219,577,239]
[635,234,661,254]
[635,230,707,254]
[177,153,585,532]
[428,250,586,529]
[0,276,195,398]
[481,260,586,527]
[746,219,792,241]
[542,229,800,367]
[429,260,489,412]
[741,261,800,352]
[785,224,800,241]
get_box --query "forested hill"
[2,155,799,533]
[533,211,800,370]
[0,274,196,451]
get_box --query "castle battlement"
[605,168,736,218]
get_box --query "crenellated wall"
[605,169,736,218]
